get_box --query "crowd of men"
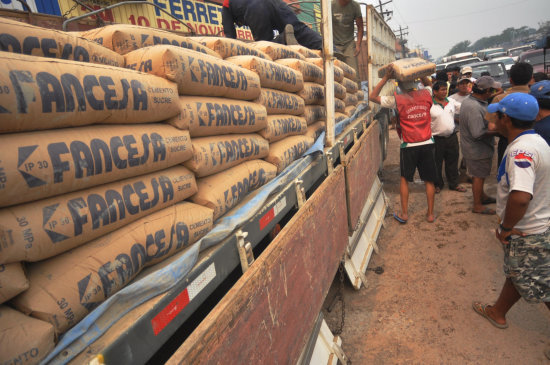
[221,0,549,358]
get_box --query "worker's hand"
[383,64,394,79]
[495,226,524,245]
[354,43,361,56]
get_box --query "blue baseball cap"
[487,92,539,121]
[530,80,550,100]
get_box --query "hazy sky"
[369,0,550,59]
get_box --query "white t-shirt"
[449,92,470,115]
[430,98,458,137]
[496,131,550,234]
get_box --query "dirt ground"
[323,129,550,364]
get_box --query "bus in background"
[476,47,505,60]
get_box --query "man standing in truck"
[369,65,436,224]
[222,0,322,50]
[331,0,364,82]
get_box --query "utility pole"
[376,0,393,21]
[394,25,408,59]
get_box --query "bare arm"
[369,65,392,104]
[354,17,364,56]
[496,190,531,244]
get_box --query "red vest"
[394,90,433,143]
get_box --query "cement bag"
[265,135,314,174]
[305,58,344,82]
[334,82,347,99]
[191,160,277,220]
[0,124,192,207]
[225,55,304,92]
[345,105,357,116]
[0,53,180,133]
[297,82,325,105]
[356,90,365,101]
[11,202,213,335]
[192,36,271,60]
[302,105,326,125]
[0,17,124,67]
[335,59,356,80]
[167,96,268,137]
[378,57,436,81]
[305,121,325,142]
[344,92,358,106]
[276,58,323,83]
[252,41,305,61]
[184,134,269,177]
[259,115,308,143]
[125,45,261,100]
[80,24,220,59]
[335,112,348,123]
[0,306,55,365]
[342,77,358,93]
[335,98,346,113]
[254,88,305,115]
[287,45,320,59]
[0,263,28,304]
[0,166,197,264]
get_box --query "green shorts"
[503,228,550,303]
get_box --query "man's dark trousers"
[434,133,460,189]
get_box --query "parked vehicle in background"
[507,45,534,61]
[476,47,505,60]
[492,56,515,71]
[462,60,511,89]
[449,52,474,61]
[487,51,507,60]
[442,57,482,72]
[519,48,549,75]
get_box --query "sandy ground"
[323,129,550,364]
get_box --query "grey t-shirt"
[458,95,494,160]
[331,0,362,46]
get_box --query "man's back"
[459,95,494,160]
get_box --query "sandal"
[472,207,496,215]
[452,185,467,192]
[482,197,496,205]
[393,212,407,224]
[472,302,508,329]
[435,187,441,194]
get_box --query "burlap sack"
[342,77,358,93]
[191,160,277,220]
[12,202,213,335]
[297,82,325,105]
[287,45,321,59]
[192,36,271,60]
[254,88,305,115]
[334,82,347,99]
[184,134,269,177]
[125,45,261,100]
[335,112,348,123]
[335,59,356,80]
[0,53,179,133]
[258,115,308,143]
[335,98,346,113]
[355,90,366,101]
[0,17,124,67]
[251,41,305,61]
[167,96,268,136]
[80,24,220,58]
[344,92,358,106]
[225,55,303,92]
[302,105,327,125]
[305,121,326,142]
[276,58,324,83]
[0,263,29,304]
[345,105,357,116]
[0,166,196,264]
[0,306,55,365]
[378,57,436,81]
[265,135,314,173]
[0,124,192,207]
[305,58,344,82]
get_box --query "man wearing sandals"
[459,76,501,215]
[472,93,550,360]
[430,81,467,193]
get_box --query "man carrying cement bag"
[369,64,437,224]
[222,0,322,50]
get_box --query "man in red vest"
[369,65,436,223]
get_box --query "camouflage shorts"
[503,228,550,303]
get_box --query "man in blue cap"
[530,80,550,146]
[472,93,550,359]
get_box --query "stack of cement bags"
[0,21,215,363]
